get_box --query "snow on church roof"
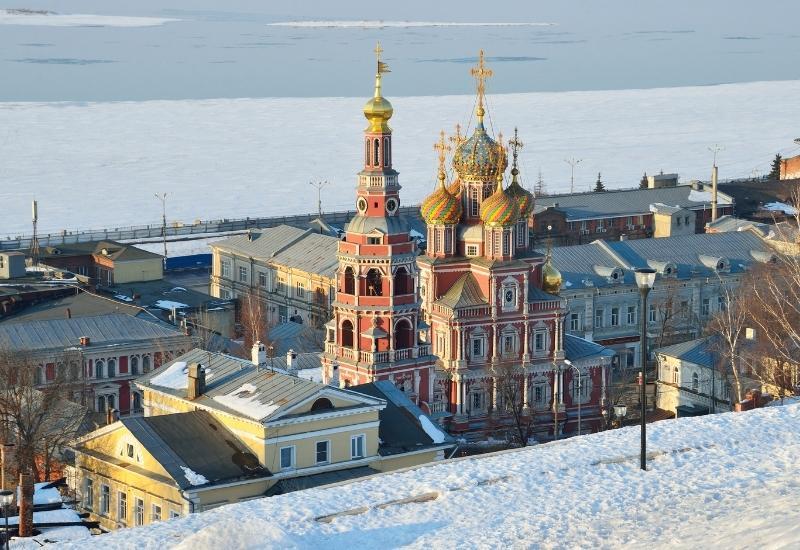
[61,402,800,549]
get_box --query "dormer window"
[126,444,134,458]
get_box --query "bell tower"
[322,45,437,407]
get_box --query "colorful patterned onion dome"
[421,172,462,225]
[505,167,534,217]
[452,120,508,180]
[447,176,462,196]
[542,257,562,294]
[480,178,520,227]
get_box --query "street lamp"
[563,359,582,436]
[613,404,628,428]
[634,267,657,471]
[0,489,13,550]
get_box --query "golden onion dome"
[452,119,508,180]
[363,72,393,132]
[420,172,462,225]
[480,177,520,227]
[505,167,534,217]
[541,258,562,294]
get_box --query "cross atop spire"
[375,41,390,75]
[434,130,451,185]
[509,127,524,173]
[470,50,493,121]
[449,123,465,148]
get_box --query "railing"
[418,344,431,356]
[393,348,412,361]
[327,344,429,364]
[429,400,448,413]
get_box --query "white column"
[523,373,530,409]
[455,375,463,415]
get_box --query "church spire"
[470,50,493,125]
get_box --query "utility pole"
[154,193,168,262]
[30,200,40,268]
[309,181,328,219]
[564,157,582,194]
[708,145,723,222]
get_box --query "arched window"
[343,266,355,295]
[132,392,142,412]
[130,356,139,376]
[95,360,104,379]
[384,137,390,167]
[142,356,151,373]
[692,372,699,392]
[366,269,383,296]
[373,138,380,166]
[97,396,106,412]
[341,320,354,348]
[394,318,414,350]
[310,398,334,412]
[393,267,412,296]
[107,359,116,378]
[107,394,116,411]
[365,138,370,166]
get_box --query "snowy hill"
[60,403,800,549]
[2,80,799,236]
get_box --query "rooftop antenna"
[154,192,168,264]
[564,157,583,194]
[30,199,40,268]
[309,181,328,219]
[708,145,723,222]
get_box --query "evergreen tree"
[594,172,606,192]
[639,172,648,189]
[768,154,783,180]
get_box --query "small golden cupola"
[452,51,508,181]
[480,174,520,227]
[504,128,534,217]
[541,232,562,294]
[421,131,463,226]
[363,43,393,132]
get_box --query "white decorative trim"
[264,421,379,445]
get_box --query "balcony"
[327,344,431,364]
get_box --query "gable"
[77,424,174,483]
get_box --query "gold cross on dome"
[449,123,465,147]
[470,50,493,106]
[509,127,524,164]
[374,42,383,62]
[434,130,451,165]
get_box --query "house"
[780,153,800,180]
[210,225,339,328]
[70,347,453,530]
[0,303,194,416]
[38,240,164,285]
[655,336,759,416]
[546,231,778,371]
[533,184,735,246]
[704,215,771,235]
[0,251,26,279]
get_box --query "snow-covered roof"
[61,402,800,549]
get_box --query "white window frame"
[533,330,546,353]
[258,271,268,288]
[315,440,330,465]
[221,259,231,279]
[118,491,127,524]
[100,484,110,515]
[466,244,478,257]
[594,308,604,328]
[238,266,248,283]
[169,509,181,520]
[648,304,657,323]
[469,390,487,413]
[610,307,620,327]
[569,312,581,331]
[296,281,305,298]
[626,305,636,325]
[84,478,94,511]
[471,336,486,359]
[279,445,295,470]
[151,503,162,523]
[134,497,145,526]
[350,434,366,459]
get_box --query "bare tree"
[0,347,88,536]
[493,365,533,447]
[238,290,272,353]
[706,278,751,405]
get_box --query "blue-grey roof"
[211,225,340,279]
[537,185,733,221]
[564,334,616,361]
[120,410,269,490]
[350,380,455,455]
[0,313,187,352]
[268,321,324,355]
[542,231,773,291]
[655,337,716,369]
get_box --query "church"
[323,47,614,442]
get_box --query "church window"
[365,139,370,166]
[534,331,546,352]
[502,232,511,255]
[343,267,355,294]
[433,230,441,253]
[366,269,383,296]
[394,319,414,350]
[374,138,380,166]
[444,229,453,253]
[470,390,487,413]
[142,355,151,372]
[470,188,479,217]
[471,337,485,359]
[493,232,501,255]
[517,221,526,246]
[384,137,390,167]
[341,320,354,348]
[367,236,380,245]
[466,245,478,257]
[393,267,412,295]
[107,358,116,378]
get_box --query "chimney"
[329,362,340,388]
[711,165,719,222]
[287,349,297,374]
[106,408,119,425]
[187,363,206,400]
[79,336,90,346]
[66,308,72,319]
[252,341,266,370]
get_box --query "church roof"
[436,273,487,309]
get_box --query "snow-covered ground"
[266,21,556,28]
[3,80,799,236]
[0,9,179,27]
[60,402,800,549]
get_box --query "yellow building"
[71,348,453,530]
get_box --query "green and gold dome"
[452,121,507,180]
[421,172,462,225]
[505,167,534,217]
[480,177,520,227]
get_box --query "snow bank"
[153,300,190,310]
[60,403,800,549]
[418,415,446,444]
[764,201,798,215]
[150,361,189,389]
[180,466,209,487]
[3,80,799,236]
[212,384,280,421]
[0,10,179,27]
[296,368,323,383]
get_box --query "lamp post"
[0,489,12,550]
[634,267,657,471]
[614,404,627,428]
[563,359,581,436]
